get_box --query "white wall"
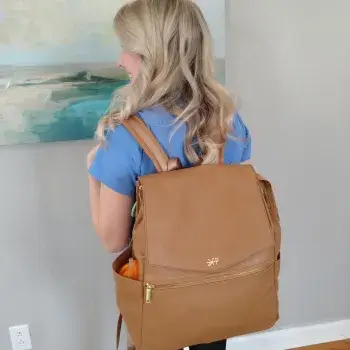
[0,141,120,350]
[196,0,226,58]
[227,0,350,327]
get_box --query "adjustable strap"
[123,115,182,172]
[116,314,123,349]
[116,314,136,350]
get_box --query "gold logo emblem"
[207,258,219,267]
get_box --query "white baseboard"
[184,320,350,350]
[224,319,350,350]
[127,319,350,350]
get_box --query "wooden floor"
[295,339,350,349]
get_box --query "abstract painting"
[0,0,226,145]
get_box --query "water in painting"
[0,0,226,145]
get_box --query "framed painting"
[0,0,226,146]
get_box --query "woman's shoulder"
[137,107,250,139]
[104,106,174,151]
[232,111,250,138]
[109,108,249,143]
[136,106,175,129]
[225,111,251,163]
[103,107,251,166]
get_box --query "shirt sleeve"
[88,126,142,197]
[234,113,252,162]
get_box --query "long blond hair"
[97,0,235,164]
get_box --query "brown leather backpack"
[113,115,281,350]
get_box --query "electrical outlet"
[9,325,32,350]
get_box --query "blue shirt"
[89,106,251,197]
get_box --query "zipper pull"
[145,283,154,304]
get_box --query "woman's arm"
[88,174,101,230]
[89,176,133,253]
[87,145,133,253]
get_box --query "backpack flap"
[138,164,275,273]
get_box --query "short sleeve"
[88,126,142,197]
[234,113,252,162]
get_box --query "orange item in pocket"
[119,258,139,280]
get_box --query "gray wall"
[0,141,118,350]
[197,0,226,58]
[227,0,350,327]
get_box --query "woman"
[88,0,251,349]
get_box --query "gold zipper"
[145,283,154,304]
[144,262,274,304]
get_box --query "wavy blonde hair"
[97,0,235,164]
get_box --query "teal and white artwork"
[0,0,226,146]
[0,64,129,145]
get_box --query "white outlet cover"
[9,325,32,350]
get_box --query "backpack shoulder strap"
[219,147,225,164]
[123,115,182,172]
